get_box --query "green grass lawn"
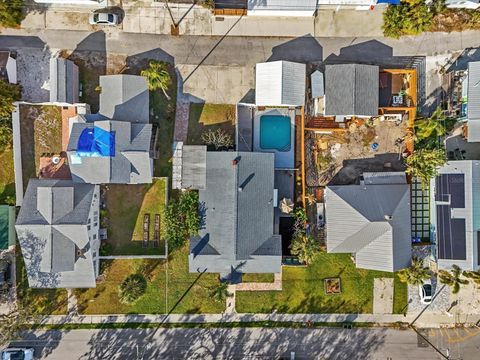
[16,249,68,315]
[75,247,225,314]
[104,178,167,255]
[0,148,15,203]
[187,104,236,145]
[242,273,275,283]
[236,253,408,314]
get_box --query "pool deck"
[253,108,296,169]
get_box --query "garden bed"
[324,277,341,295]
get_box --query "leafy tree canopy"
[0,0,24,28]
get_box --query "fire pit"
[324,277,342,295]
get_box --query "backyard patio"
[102,178,167,256]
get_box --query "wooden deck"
[305,116,346,131]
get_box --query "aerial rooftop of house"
[98,74,149,123]
[67,117,153,184]
[15,179,99,288]
[184,147,282,279]
[255,60,306,107]
[66,74,153,184]
[433,160,480,271]
[325,172,411,272]
[324,63,379,117]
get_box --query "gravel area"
[408,276,450,313]
[16,47,54,102]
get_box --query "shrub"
[383,1,433,38]
[163,190,200,251]
[405,148,446,187]
[201,128,234,150]
[0,0,24,28]
[118,273,147,304]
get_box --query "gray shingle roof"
[15,179,98,288]
[99,75,149,123]
[67,118,153,184]
[326,172,411,272]
[49,57,79,104]
[189,152,281,276]
[325,64,379,116]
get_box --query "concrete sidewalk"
[37,312,480,328]
[19,2,385,38]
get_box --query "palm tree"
[118,273,147,304]
[397,257,431,286]
[290,235,319,266]
[463,270,480,287]
[438,265,469,294]
[405,148,446,188]
[210,280,232,302]
[415,107,447,141]
[140,60,172,100]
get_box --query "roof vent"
[238,186,243,192]
[232,159,238,166]
[76,248,87,258]
[384,215,393,221]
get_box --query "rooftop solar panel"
[436,204,466,260]
[435,174,465,208]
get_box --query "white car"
[1,348,34,360]
[419,279,433,305]
[89,12,119,25]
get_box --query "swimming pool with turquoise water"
[259,115,291,152]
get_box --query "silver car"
[89,12,119,25]
[1,348,34,360]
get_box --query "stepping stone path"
[373,278,394,314]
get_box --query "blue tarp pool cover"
[377,0,400,4]
[77,126,115,157]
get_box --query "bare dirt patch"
[306,119,407,186]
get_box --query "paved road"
[1,28,480,66]
[8,326,480,359]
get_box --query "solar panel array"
[435,174,467,260]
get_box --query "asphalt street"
[8,326,480,359]
[1,29,480,67]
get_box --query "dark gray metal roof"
[49,57,79,104]
[99,75,149,123]
[67,119,153,184]
[189,152,281,275]
[325,64,379,116]
[326,172,411,272]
